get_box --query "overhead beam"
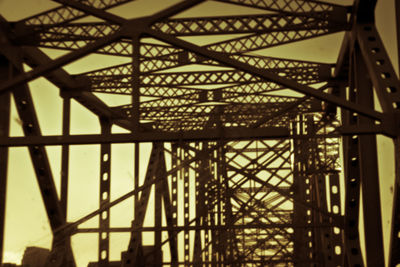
[144,28,384,121]
[52,0,126,25]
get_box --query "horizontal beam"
[74,223,339,233]
[0,127,292,146]
[1,126,369,147]
[337,124,388,136]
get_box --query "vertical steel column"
[183,147,191,264]
[0,56,10,265]
[308,118,344,266]
[292,116,313,266]
[209,147,218,266]
[170,144,179,267]
[313,171,332,266]
[134,143,139,226]
[132,36,141,237]
[59,95,75,267]
[390,2,400,266]
[193,143,203,266]
[220,143,233,264]
[215,144,225,267]
[354,20,400,266]
[342,54,364,266]
[60,96,70,217]
[354,45,385,266]
[154,146,163,265]
[308,119,326,266]
[131,36,140,133]
[214,146,227,265]
[99,119,111,266]
[327,173,344,265]
[159,147,177,266]
[203,143,212,266]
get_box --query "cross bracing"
[0,0,399,266]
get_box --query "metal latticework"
[0,0,399,266]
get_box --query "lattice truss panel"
[7,0,349,133]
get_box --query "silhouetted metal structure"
[0,0,399,266]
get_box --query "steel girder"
[0,0,399,267]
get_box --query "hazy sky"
[0,0,398,266]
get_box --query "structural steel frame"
[0,0,399,266]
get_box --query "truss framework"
[0,0,399,266]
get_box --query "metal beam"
[159,149,178,266]
[292,116,315,266]
[52,0,126,25]
[11,69,76,267]
[122,143,163,266]
[60,97,70,216]
[389,5,400,263]
[0,127,292,146]
[342,52,364,267]
[98,119,111,267]
[144,28,384,121]
[0,56,10,265]
[355,44,384,266]
[357,23,400,114]
[11,70,65,232]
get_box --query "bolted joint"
[8,23,41,46]
[380,112,400,138]
[393,112,400,137]
[60,76,92,98]
[327,6,350,26]
[121,17,152,37]
[99,115,112,130]
[355,0,377,23]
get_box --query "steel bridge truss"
[0,0,399,266]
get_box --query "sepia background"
[0,0,398,266]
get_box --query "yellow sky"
[0,0,398,266]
